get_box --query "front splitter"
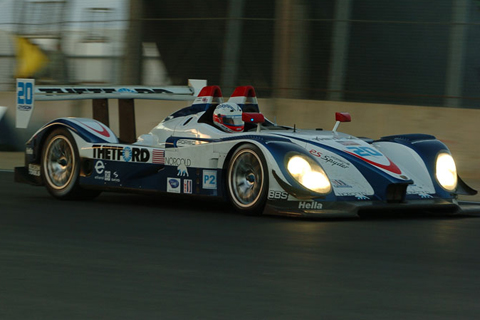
[264,198,461,218]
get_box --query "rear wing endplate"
[16,78,206,143]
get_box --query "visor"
[222,115,244,126]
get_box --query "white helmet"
[213,102,244,132]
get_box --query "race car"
[14,79,477,217]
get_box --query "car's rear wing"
[16,78,206,143]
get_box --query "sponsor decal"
[314,136,342,141]
[268,190,289,200]
[176,139,197,147]
[95,161,105,174]
[17,105,32,111]
[355,195,370,200]
[104,171,120,182]
[346,146,383,157]
[26,147,34,155]
[94,165,120,182]
[331,179,352,188]
[203,170,217,189]
[337,140,360,146]
[194,96,212,104]
[337,192,371,200]
[93,161,120,182]
[17,79,34,111]
[344,146,401,175]
[93,145,150,163]
[184,179,193,194]
[37,87,173,95]
[118,88,135,93]
[309,149,322,157]
[167,178,181,193]
[16,79,35,128]
[152,149,165,164]
[407,184,433,195]
[322,155,350,169]
[28,164,40,176]
[81,122,110,138]
[165,157,191,167]
[177,164,189,177]
[419,193,434,199]
[310,149,350,169]
[298,201,323,210]
[122,147,132,162]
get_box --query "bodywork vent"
[386,183,409,203]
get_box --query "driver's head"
[213,102,244,132]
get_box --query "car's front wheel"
[227,144,268,215]
[41,128,100,200]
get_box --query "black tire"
[227,144,268,215]
[41,128,100,200]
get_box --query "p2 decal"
[203,170,217,189]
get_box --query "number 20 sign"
[16,79,35,128]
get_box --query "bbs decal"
[268,190,288,200]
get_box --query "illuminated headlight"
[287,155,331,194]
[436,153,457,191]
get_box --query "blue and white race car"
[14,80,477,217]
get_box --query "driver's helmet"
[213,102,244,132]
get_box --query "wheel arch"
[29,122,78,164]
[375,134,477,196]
[29,118,117,163]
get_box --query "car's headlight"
[436,153,457,191]
[287,154,331,194]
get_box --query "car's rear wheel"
[41,128,100,200]
[227,144,268,215]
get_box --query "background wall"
[2,92,478,181]
[1,1,480,108]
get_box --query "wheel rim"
[229,149,264,208]
[44,136,75,190]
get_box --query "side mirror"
[242,112,265,124]
[242,112,265,132]
[333,112,351,132]
[335,112,351,122]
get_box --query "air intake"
[386,183,409,203]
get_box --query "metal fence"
[1,0,480,109]
[140,0,480,109]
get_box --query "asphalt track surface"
[1,171,480,319]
